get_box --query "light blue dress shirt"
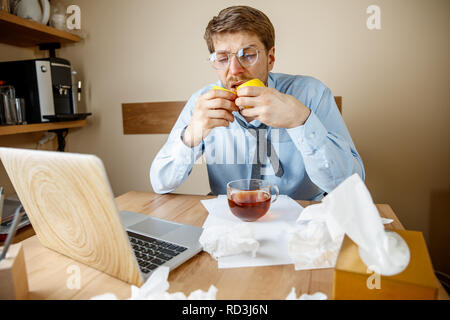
[150,72,365,200]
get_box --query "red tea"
[228,190,271,222]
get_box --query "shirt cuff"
[172,126,203,165]
[286,110,328,155]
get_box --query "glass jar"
[0,84,17,125]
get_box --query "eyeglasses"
[209,46,262,70]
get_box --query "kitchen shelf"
[0,10,81,47]
[0,119,87,136]
[0,9,86,151]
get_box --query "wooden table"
[19,191,448,300]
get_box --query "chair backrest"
[335,96,342,114]
[122,96,342,135]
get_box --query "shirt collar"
[233,110,259,127]
[234,112,263,128]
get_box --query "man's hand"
[183,90,239,147]
[236,86,311,128]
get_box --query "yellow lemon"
[236,78,265,109]
[236,78,265,91]
[212,85,236,94]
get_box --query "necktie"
[235,117,284,179]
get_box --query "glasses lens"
[211,52,229,70]
[237,47,258,67]
[209,47,259,70]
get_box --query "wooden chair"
[122,97,342,134]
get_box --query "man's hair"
[204,6,275,53]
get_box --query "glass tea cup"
[226,179,279,222]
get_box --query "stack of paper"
[201,195,303,269]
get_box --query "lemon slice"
[236,79,265,109]
[236,78,265,91]
[212,85,236,94]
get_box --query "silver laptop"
[0,147,203,285]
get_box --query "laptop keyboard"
[127,231,187,275]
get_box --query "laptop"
[0,147,203,286]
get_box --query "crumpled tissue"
[288,174,410,275]
[288,203,344,270]
[91,266,217,300]
[199,223,259,259]
[285,288,327,300]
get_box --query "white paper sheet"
[201,195,303,268]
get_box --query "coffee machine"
[0,57,88,124]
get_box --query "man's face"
[212,31,275,91]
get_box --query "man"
[150,6,364,200]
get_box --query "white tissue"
[288,174,410,276]
[285,287,327,300]
[201,195,302,268]
[91,293,118,300]
[324,174,410,276]
[199,223,260,259]
[381,218,394,225]
[90,266,217,300]
[288,203,344,270]
[288,219,344,270]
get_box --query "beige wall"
[1,0,449,256]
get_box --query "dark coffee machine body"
[0,58,75,123]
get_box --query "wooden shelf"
[0,10,81,47]
[0,120,87,136]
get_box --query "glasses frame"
[208,45,263,70]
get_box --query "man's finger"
[207,98,239,112]
[240,106,260,118]
[236,86,264,97]
[206,88,237,101]
[208,118,230,129]
[235,96,258,109]
[208,109,235,122]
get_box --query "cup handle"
[271,185,279,203]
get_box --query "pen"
[0,204,24,262]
